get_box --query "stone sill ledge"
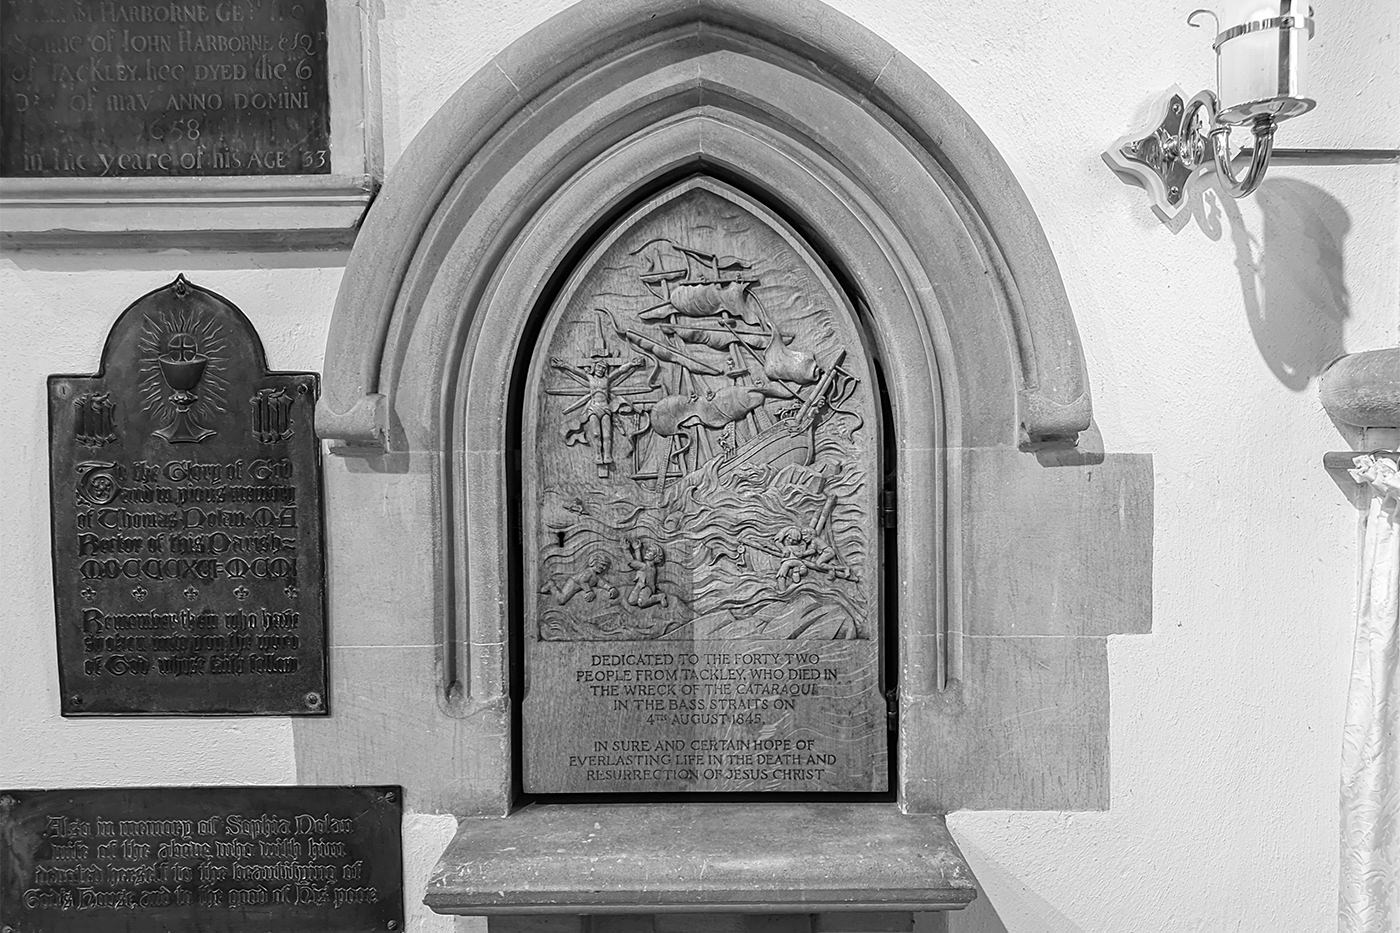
[0,174,376,250]
[425,803,977,917]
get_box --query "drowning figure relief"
[540,553,619,606]
[529,186,877,641]
[625,537,672,610]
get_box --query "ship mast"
[793,350,848,428]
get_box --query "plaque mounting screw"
[69,694,83,706]
[387,922,399,930]
[304,692,323,709]
[0,795,17,810]
[384,790,397,802]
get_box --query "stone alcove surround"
[301,0,1153,918]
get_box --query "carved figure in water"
[541,553,619,605]
[773,490,856,592]
[776,527,814,589]
[625,537,672,609]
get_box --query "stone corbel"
[316,392,386,452]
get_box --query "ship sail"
[606,318,724,376]
[660,323,768,352]
[762,332,819,384]
[639,281,765,326]
[648,386,768,436]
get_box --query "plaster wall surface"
[2,2,1397,931]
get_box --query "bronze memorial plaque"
[523,179,888,793]
[0,785,403,933]
[1,0,331,177]
[48,275,327,716]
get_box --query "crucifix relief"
[544,314,655,478]
[522,179,887,794]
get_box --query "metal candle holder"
[1106,3,1316,218]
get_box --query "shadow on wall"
[1189,178,1352,391]
[946,833,1084,933]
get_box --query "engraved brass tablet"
[48,276,327,715]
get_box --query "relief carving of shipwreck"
[525,182,881,644]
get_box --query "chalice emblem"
[153,332,216,443]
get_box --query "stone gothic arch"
[308,0,1149,818]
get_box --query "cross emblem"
[166,333,198,361]
[545,312,657,477]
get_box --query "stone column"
[1320,347,1400,932]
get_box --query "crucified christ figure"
[548,355,646,476]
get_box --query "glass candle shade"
[1214,0,1315,125]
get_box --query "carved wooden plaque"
[0,785,402,932]
[48,276,327,715]
[1,0,331,177]
[523,179,888,793]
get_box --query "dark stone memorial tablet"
[48,275,328,716]
[521,180,889,793]
[1,0,331,177]
[0,785,403,933]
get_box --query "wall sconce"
[1106,2,1315,218]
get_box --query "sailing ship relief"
[524,182,880,643]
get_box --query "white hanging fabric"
[1340,452,1400,932]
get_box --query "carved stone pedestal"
[1320,349,1400,437]
[1320,348,1400,485]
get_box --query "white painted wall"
[2,2,1396,931]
